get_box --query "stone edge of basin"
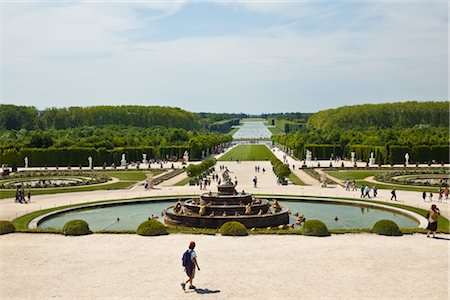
[28,196,428,229]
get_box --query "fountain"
[164,170,290,228]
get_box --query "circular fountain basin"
[35,197,421,231]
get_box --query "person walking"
[181,241,200,291]
[373,185,377,197]
[422,191,427,202]
[27,190,31,203]
[426,204,440,238]
[429,191,433,202]
[390,189,397,201]
[445,186,449,200]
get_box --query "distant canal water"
[232,122,272,139]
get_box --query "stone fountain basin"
[183,199,270,215]
[200,192,253,205]
[164,206,290,229]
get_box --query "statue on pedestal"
[183,151,189,163]
[369,152,376,165]
[405,153,410,166]
[142,154,148,164]
[306,149,312,161]
[24,157,29,168]
[121,154,127,166]
[88,156,93,169]
[351,152,356,164]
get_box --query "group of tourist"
[344,180,358,191]
[15,186,31,204]
[254,165,265,173]
[422,187,449,202]
[345,179,378,198]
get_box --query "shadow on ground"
[185,288,221,294]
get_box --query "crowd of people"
[15,186,31,204]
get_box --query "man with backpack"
[181,241,200,291]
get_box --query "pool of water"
[232,122,272,139]
[37,199,419,231]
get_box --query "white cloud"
[1,1,447,113]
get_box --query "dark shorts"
[427,221,437,231]
[185,265,195,278]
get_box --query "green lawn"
[0,170,164,199]
[174,177,191,186]
[219,145,276,161]
[288,173,305,185]
[326,170,380,180]
[268,127,284,136]
[228,127,239,135]
[325,170,443,192]
[101,171,162,181]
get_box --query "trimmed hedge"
[270,157,291,179]
[62,220,92,236]
[372,220,403,236]
[0,220,16,235]
[220,221,248,236]
[304,144,343,160]
[186,157,217,177]
[345,145,386,165]
[300,220,330,237]
[136,220,168,236]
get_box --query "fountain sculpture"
[164,170,290,228]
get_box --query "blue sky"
[0,0,447,113]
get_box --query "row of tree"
[307,101,449,131]
[0,105,201,130]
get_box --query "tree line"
[0,105,201,130]
[275,101,449,164]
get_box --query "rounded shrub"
[62,220,92,236]
[0,221,15,235]
[136,220,168,236]
[220,221,248,236]
[372,220,403,236]
[300,220,330,237]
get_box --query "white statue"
[369,152,375,165]
[351,152,356,164]
[320,173,327,188]
[405,153,410,166]
[88,156,93,169]
[183,151,189,163]
[121,154,127,166]
[306,149,312,161]
[24,157,29,168]
[142,154,148,164]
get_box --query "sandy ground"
[0,233,448,300]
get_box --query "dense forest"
[0,105,233,166]
[0,101,448,166]
[0,105,200,130]
[275,101,449,164]
[307,101,448,131]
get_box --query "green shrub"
[300,220,330,237]
[0,220,15,235]
[136,220,168,236]
[220,221,248,236]
[62,219,92,236]
[372,220,403,236]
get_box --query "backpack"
[182,250,192,267]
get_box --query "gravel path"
[0,233,447,299]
